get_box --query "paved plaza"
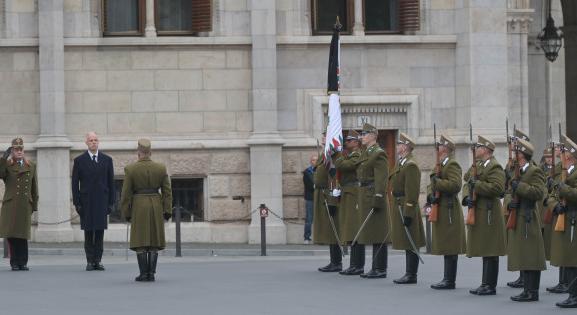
[0,249,570,315]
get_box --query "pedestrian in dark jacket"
[303,154,317,243]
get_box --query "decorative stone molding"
[307,90,420,138]
[507,9,534,34]
[508,0,530,10]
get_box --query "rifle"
[543,124,554,224]
[555,123,566,232]
[506,123,520,230]
[429,124,440,223]
[465,124,476,225]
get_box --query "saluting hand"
[2,147,12,160]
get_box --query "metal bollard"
[259,204,268,256]
[3,238,8,258]
[174,206,182,257]
[425,215,432,254]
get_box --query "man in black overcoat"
[72,132,115,271]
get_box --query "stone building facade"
[0,0,573,244]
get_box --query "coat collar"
[9,159,31,173]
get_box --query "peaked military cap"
[516,138,534,156]
[398,132,415,149]
[346,129,360,141]
[476,135,495,151]
[361,123,378,135]
[138,138,151,153]
[514,128,530,141]
[562,134,577,159]
[11,137,24,149]
[438,134,455,150]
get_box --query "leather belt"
[134,189,159,195]
[359,181,374,187]
[392,191,405,198]
[341,181,359,188]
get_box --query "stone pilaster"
[506,3,533,142]
[455,1,509,136]
[34,0,73,242]
[247,0,286,244]
[563,25,577,139]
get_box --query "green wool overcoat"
[0,158,38,240]
[121,158,172,251]
[312,155,339,245]
[355,144,390,245]
[427,157,466,256]
[505,163,547,271]
[390,154,425,250]
[463,157,506,258]
[334,149,361,243]
[550,164,577,267]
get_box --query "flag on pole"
[324,18,343,163]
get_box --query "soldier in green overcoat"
[390,132,425,284]
[545,146,570,294]
[0,138,38,271]
[334,130,364,276]
[504,128,535,289]
[121,139,172,282]
[355,123,390,279]
[426,134,466,290]
[505,138,547,302]
[550,135,577,308]
[462,135,506,296]
[313,132,342,272]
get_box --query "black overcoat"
[72,152,115,230]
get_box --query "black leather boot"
[547,267,568,293]
[340,244,364,275]
[318,245,342,272]
[470,258,487,295]
[361,244,387,279]
[556,267,577,308]
[507,271,524,288]
[477,256,498,295]
[135,252,149,282]
[471,257,497,295]
[431,255,457,290]
[394,250,418,284]
[148,251,158,282]
[511,271,539,302]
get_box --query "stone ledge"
[0,35,458,48]
[277,35,458,46]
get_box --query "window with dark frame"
[103,0,145,36]
[311,0,352,35]
[102,0,212,37]
[310,0,420,35]
[109,177,204,223]
[171,177,204,222]
[156,0,193,35]
[364,0,399,33]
